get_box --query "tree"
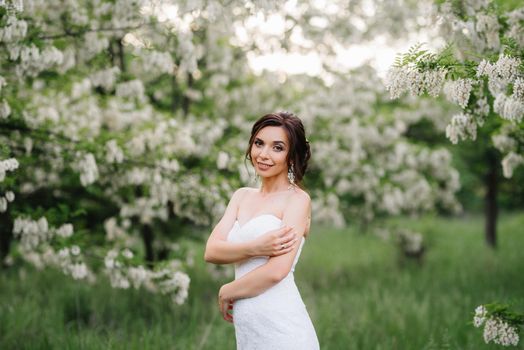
[386,0,524,247]
[1,0,462,303]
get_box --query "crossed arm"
[204,188,298,264]
[215,191,311,322]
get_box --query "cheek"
[277,152,289,165]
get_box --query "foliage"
[0,0,463,305]
[1,212,523,349]
[386,0,524,178]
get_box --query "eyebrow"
[255,137,286,145]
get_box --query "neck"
[259,175,290,195]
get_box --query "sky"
[146,1,444,81]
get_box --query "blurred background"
[0,0,523,349]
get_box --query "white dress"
[227,214,319,350]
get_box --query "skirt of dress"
[233,275,319,350]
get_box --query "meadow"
[1,212,523,350]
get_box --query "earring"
[254,172,259,183]
[287,164,296,188]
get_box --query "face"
[250,126,290,179]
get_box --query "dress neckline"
[235,213,282,230]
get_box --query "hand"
[251,225,298,257]
[218,284,234,323]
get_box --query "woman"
[204,112,319,349]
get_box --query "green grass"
[1,212,523,349]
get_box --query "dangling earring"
[254,172,259,183]
[287,163,296,189]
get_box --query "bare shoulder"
[231,187,256,202]
[287,188,311,208]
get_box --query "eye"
[254,139,263,147]
[273,145,284,152]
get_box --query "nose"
[259,145,270,159]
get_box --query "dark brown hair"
[245,111,311,185]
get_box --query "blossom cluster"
[388,1,524,178]
[73,152,99,186]
[0,157,19,181]
[443,79,474,108]
[0,157,19,212]
[104,249,190,305]
[386,66,447,99]
[11,216,93,281]
[445,113,477,144]
[473,305,520,347]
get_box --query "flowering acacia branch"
[473,303,524,346]
[386,0,524,178]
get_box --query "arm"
[218,191,311,301]
[204,188,297,264]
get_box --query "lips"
[257,162,273,171]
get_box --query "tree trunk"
[182,73,193,115]
[485,150,498,248]
[141,224,155,267]
[117,38,126,73]
[171,74,178,114]
[0,214,12,268]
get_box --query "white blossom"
[74,153,99,186]
[81,32,109,60]
[445,113,477,144]
[475,13,500,50]
[55,223,73,238]
[444,78,474,108]
[0,99,11,119]
[423,68,447,97]
[512,77,524,101]
[494,94,524,123]
[0,15,28,42]
[476,59,495,78]
[105,140,124,163]
[122,248,133,259]
[71,245,81,256]
[216,151,229,169]
[492,134,517,153]
[71,79,92,99]
[385,66,409,99]
[116,80,145,101]
[0,158,19,182]
[473,305,487,327]
[128,266,148,288]
[5,191,15,202]
[90,66,120,90]
[13,216,51,251]
[483,317,519,346]
[495,55,521,83]
[70,262,88,280]
[501,152,524,178]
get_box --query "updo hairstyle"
[245,111,311,185]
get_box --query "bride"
[204,112,319,349]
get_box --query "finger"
[278,236,298,247]
[280,233,297,245]
[274,243,296,255]
[277,226,293,237]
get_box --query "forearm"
[223,263,282,299]
[204,240,255,264]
